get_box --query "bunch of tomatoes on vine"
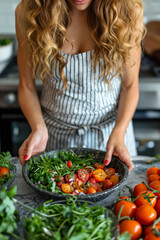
[114,166,160,240]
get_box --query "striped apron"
[40,50,137,156]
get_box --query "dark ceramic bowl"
[23,199,118,240]
[22,148,128,202]
[0,164,17,189]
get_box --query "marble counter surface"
[8,156,160,239]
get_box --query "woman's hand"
[19,128,48,166]
[104,129,134,173]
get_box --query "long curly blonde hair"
[18,0,145,90]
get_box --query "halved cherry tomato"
[67,160,72,168]
[93,169,107,182]
[56,176,65,187]
[65,174,77,183]
[103,179,114,190]
[146,167,159,178]
[110,174,119,186]
[135,204,157,225]
[87,187,96,194]
[114,200,137,218]
[0,167,10,177]
[77,169,89,182]
[84,166,93,178]
[134,191,157,208]
[148,174,160,184]
[94,163,105,170]
[88,178,96,183]
[105,168,116,178]
[61,183,73,193]
[119,220,142,240]
[133,183,148,197]
[89,182,100,192]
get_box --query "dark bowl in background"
[22,148,128,202]
[23,199,118,240]
[0,164,17,189]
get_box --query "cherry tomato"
[0,167,10,177]
[155,199,160,216]
[114,200,137,218]
[110,174,119,185]
[134,191,157,208]
[84,166,93,178]
[65,174,77,183]
[56,176,65,187]
[88,178,96,183]
[67,160,72,168]
[105,168,116,178]
[93,169,107,182]
[133,183,148,197]
[94,163,105,170]
[135,204,157,225]
[146,167,159,178]
[77,169,89,182]
[89,182,100,191]
[153,185,160,199]
[148,174,160,184]
[87,187,96,194]
[61,183,73,193]
[144,232,160,240]
[103,179,114,190]
[149,181,160,189]
[144,222,160,236]
[120,196,130,200]
[119,220,142,240]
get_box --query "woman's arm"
[15,4,48,165]
[104,6,144,172]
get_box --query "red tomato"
[153,185,160,199]
[0,167,10,177]
[149,181,160,189]
[114,200,137,218]
[144,222,160,236]
[84,166,93,178]
[144,232,160,240]
[67,160,72,168]
[56,176,65,187]
[103,179,114,190]
[87,187,96,194]
[148,174,160,184]
[65,174,77,183]
[133,183,148,197]
[88,178,96,183]
[134,191,157,208]
[135,204,157,225]
[77,169,89,182]
[119,220,142,240]
[146,167,159,178]
[105,168,116,178]
[94,163,105,170]
[120,196,130,200]
[89,182,100,192]
[93,169,107,182]
[155,199,160,215]
[110,174,119,186]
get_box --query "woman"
[15,0,145,172]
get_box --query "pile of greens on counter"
[24,197,114,240]
[0,152,15,186]
[28,151,97,192]
[0,38,12,46]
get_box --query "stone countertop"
[8,155,159,239]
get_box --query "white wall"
[0,0,159,34]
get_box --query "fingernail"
[104,160,109,165]
[24,155,28,160]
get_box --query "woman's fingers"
[104,145,114,166]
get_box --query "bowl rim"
[22,148,129,199]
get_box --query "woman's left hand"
[104,129,134,173]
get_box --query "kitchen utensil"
[22,148,128,202]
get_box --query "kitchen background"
[0,0,160,157]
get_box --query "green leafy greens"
[24,197,114,240]
[0,152,15,186]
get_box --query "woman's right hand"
[19,128,48,166]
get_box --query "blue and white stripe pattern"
[40,50,137,156]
